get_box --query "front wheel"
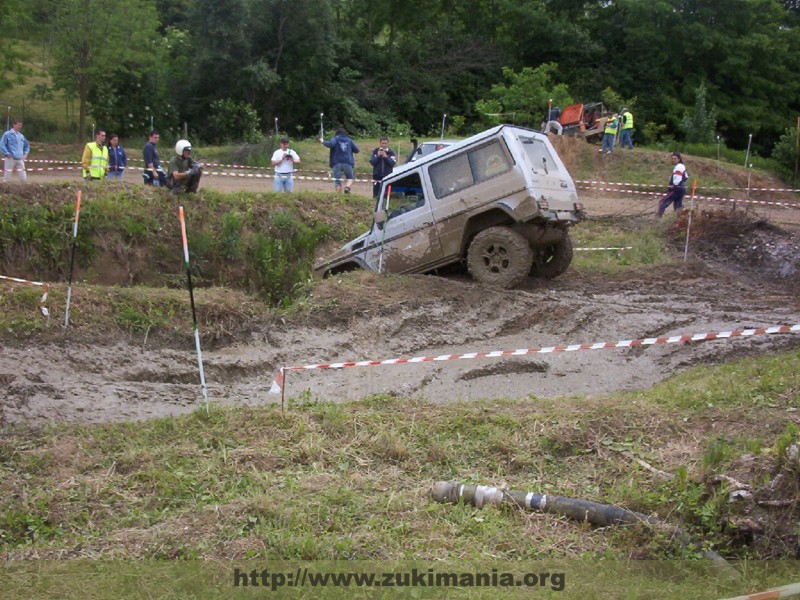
[466,226,533,288]
[530,235,573,279]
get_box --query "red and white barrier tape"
[269,323,800,394]
[716,581,800,600]
[577,179,800,194]
[575,246,632,251]
[18,160,800,202]
[0,274,50,317]
[578,184,800,210]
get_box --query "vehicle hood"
[313,229,370,271]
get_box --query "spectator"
[601,115,618,154]
[81,129,109,181]
[320,127,360,194]
[271,137,300,192]
[167,139,203,194]
[107,133,127,180]
[369,136,396,198]
[142,130,166,186]
[620,108,634,149]
[541,106,563,135]
[657,152,688,217]
[1,118,29,183]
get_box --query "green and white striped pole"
[179,205,209,413]
[64,190,81,328]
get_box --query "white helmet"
[175,139,192,155]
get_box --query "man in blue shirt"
[320,127,360,194]
[142,130,166,186]
[1,119,30,183]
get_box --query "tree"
[680,84,718,144]
[477,64,572,128]
[49,0,159,141]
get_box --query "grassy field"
[1,351,799,597]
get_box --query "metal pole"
[319,112,324,140]
[440,113,447,139]
[179,205,209,414]
[64,191,82,328]
[683,179,697,263]
[378,185,392,274]
[794,116,799,189]
[743,133,752,168]
[716,135,720,162]
[6,106,10,131]
[274,117,279,136]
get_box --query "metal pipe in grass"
[178,205,209,414]
[431,480,735,572]
[64,190,81,328]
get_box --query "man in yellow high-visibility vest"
[601,115,618,154]
[82,130,109,180]
[620,108,634,149]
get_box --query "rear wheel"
[467,226,533,288]
[531,235,573,279]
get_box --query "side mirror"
[374,209,387,227]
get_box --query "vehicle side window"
[469,143,511,182]
[430,140,510,198]
[385,172,425,220]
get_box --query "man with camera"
[167,139,203,194]
[369,136,397,198]
[271,137,300,192]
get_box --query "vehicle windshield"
[520,136,559,175]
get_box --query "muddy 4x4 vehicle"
[314,125,585,288]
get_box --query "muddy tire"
[531,235,573,279]
[466,226,533,288]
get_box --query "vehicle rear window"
[520,136,559,175]
[429,140,511,198]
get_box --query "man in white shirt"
[271,137,300,192]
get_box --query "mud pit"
[5,171,800,425]
[3,247,800,425]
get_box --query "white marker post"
[64,190,81,327]
[683,179,698,263]
[179,206,209,414]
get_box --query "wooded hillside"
[2,0,799,157]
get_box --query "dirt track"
[4,171,800,425]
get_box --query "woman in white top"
[657,152,687,217]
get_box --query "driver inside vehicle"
[388,190,425,220]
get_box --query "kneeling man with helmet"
[168,139,203,193]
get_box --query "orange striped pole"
[179,205,209,413]
[64,190,81,327]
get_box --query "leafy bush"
[206,99,262,144]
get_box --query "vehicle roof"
[390,125,545,178]
[417,139,459,146]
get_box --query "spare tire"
[531,235,573,279]
[467,226,533,288]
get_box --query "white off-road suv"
[314,125,585,288]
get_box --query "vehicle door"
[364,170,444,273]
[515,133,574,209]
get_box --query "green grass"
[0,350,798,596]
[572,218,670,274]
